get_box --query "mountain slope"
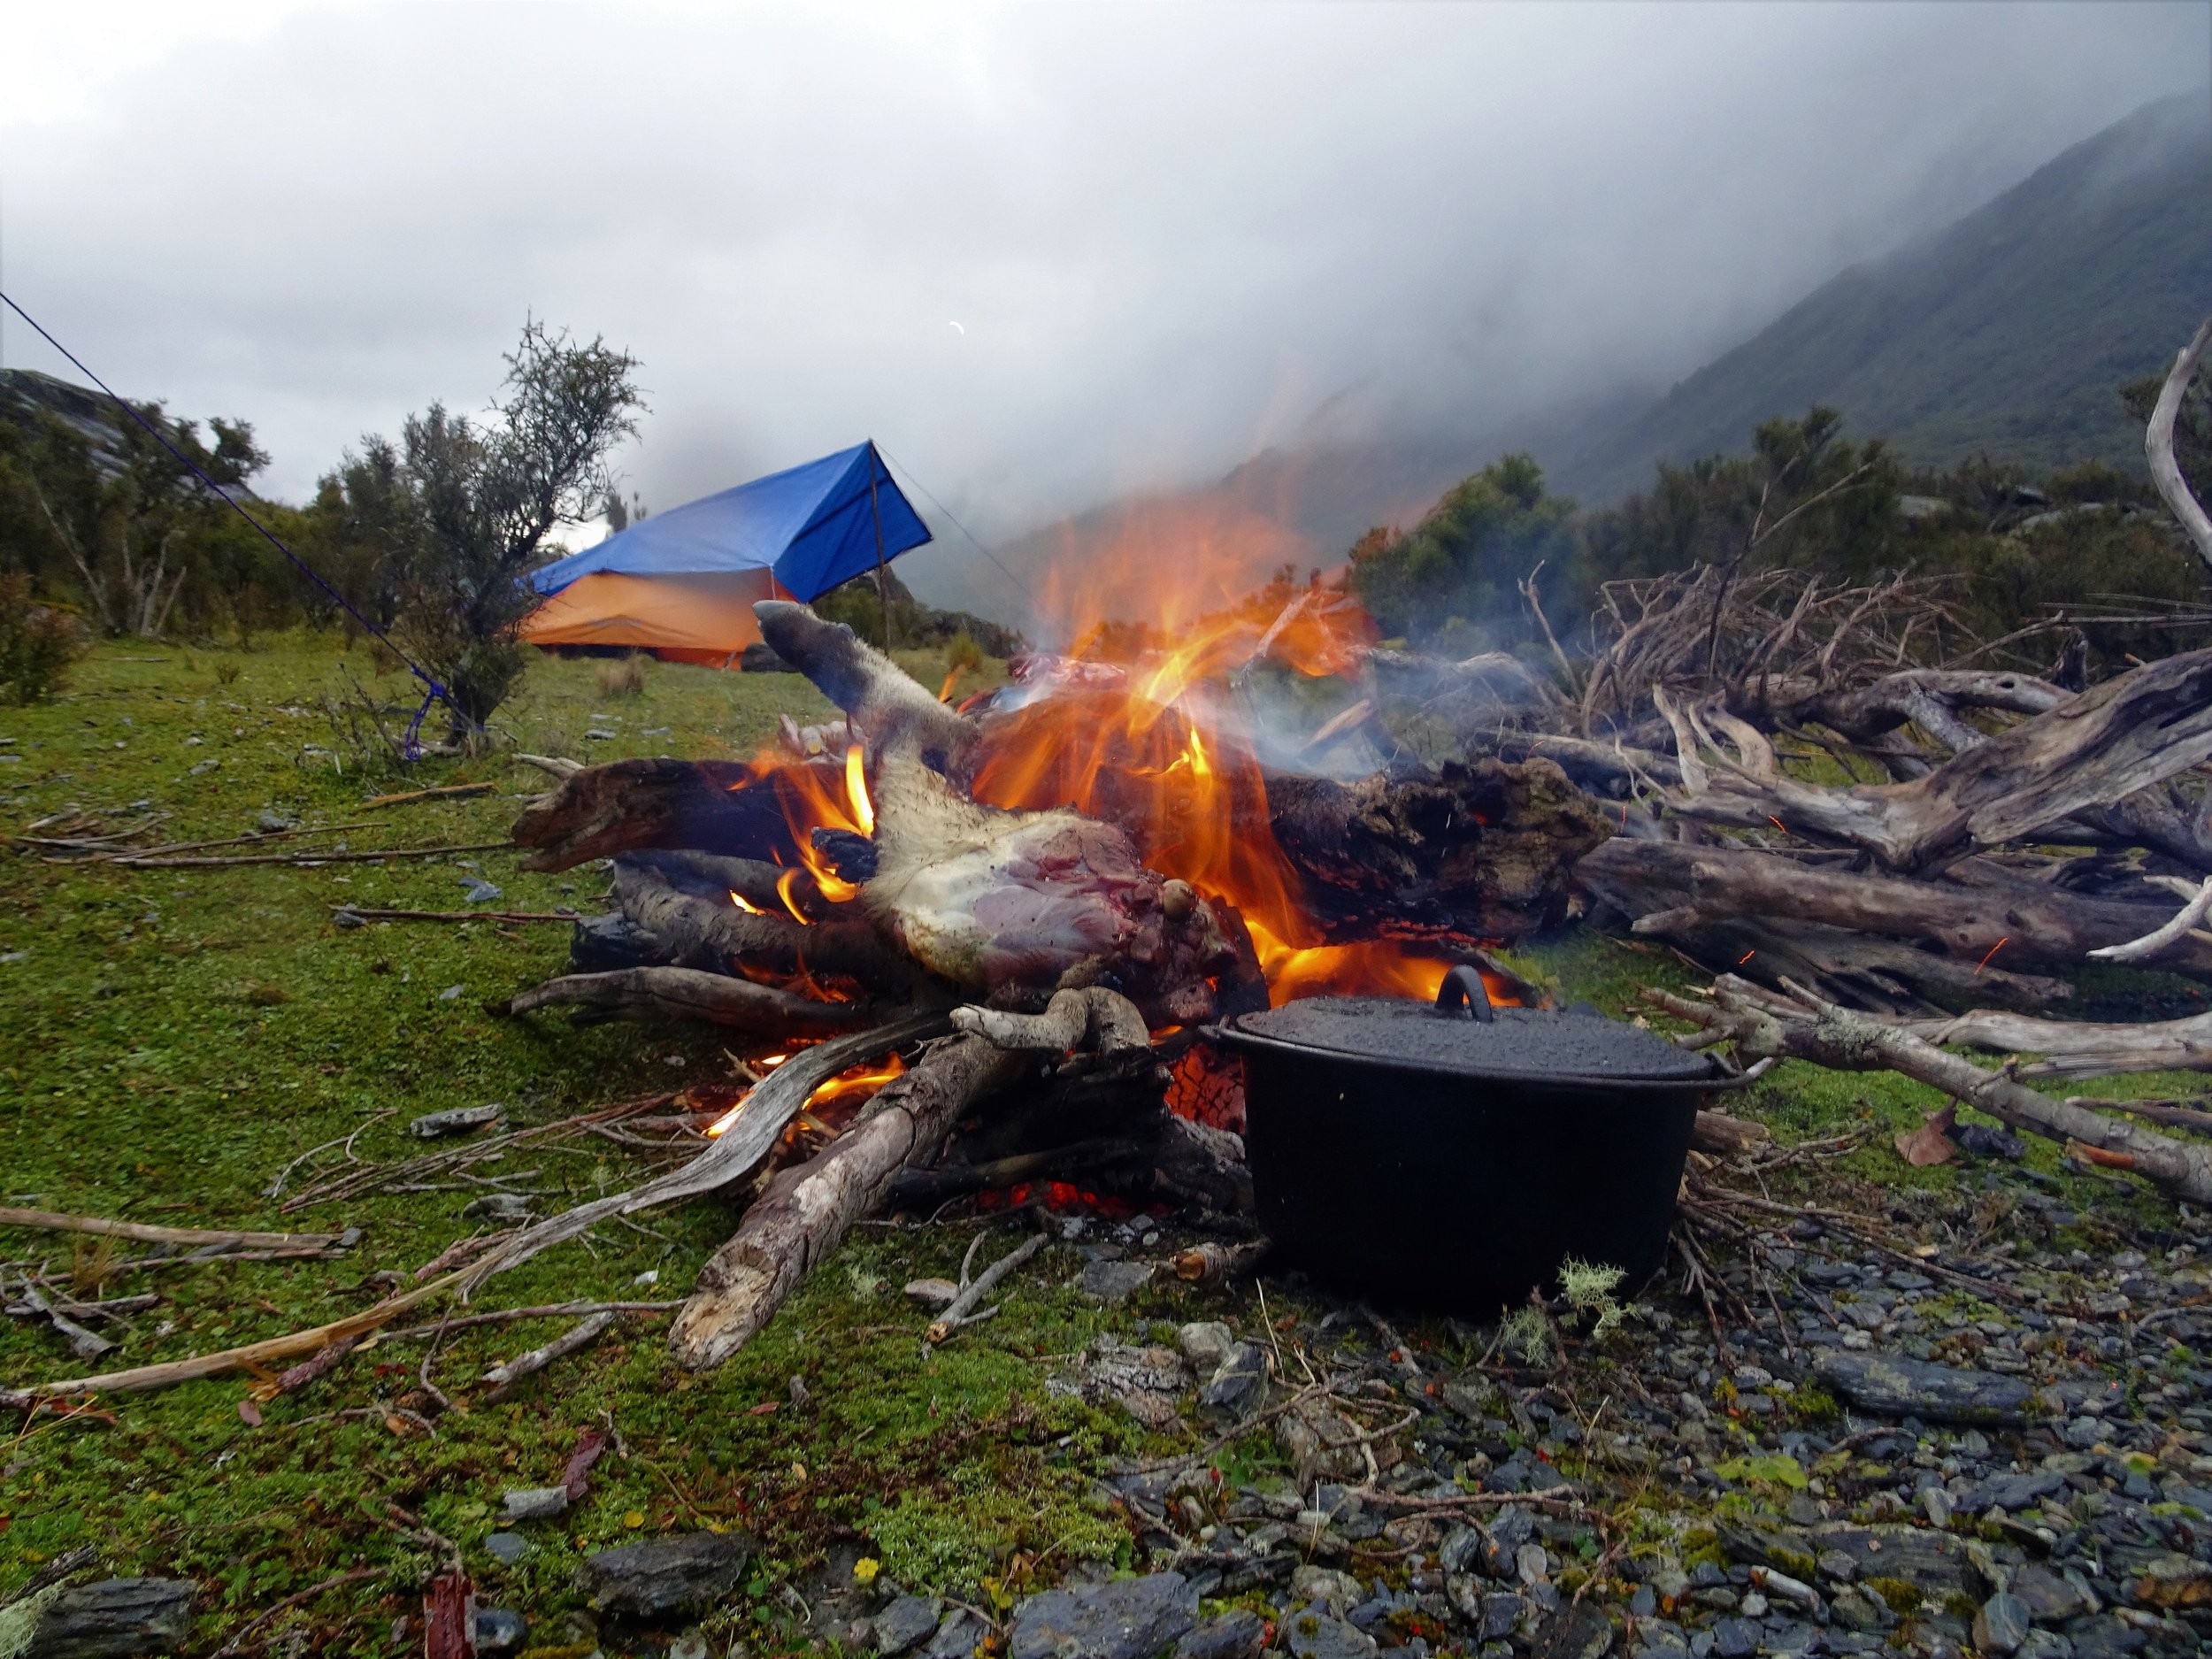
[1558,91,2212,502]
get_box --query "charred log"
[511,757,826,872]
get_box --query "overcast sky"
[2,2,2205,618]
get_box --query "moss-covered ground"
[0,636,2193,1649]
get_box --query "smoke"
[1,3,2202,623]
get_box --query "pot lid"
[1221,965,1729,1087]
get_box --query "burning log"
[1646,975,2212,1206]
[669,1033,1029,1368]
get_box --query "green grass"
[1,633,2192,1646]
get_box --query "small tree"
[385,319,644,736]
[7,403,268,639]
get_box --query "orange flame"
[844,743,874,837]
[700,1052,907,1138]
[730,889,765,915]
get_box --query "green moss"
[1864,1578,1924,1616]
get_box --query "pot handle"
[1435,964,1494,1022]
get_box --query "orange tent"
[518,569,779,666]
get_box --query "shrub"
[0,572,88,704]
[944,629,984,677]
[595,653,648,696]
[212,659,243,687]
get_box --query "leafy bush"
[0,572,87,704]
[943,629,984,677]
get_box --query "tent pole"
[865,442,893,651]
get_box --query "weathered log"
[950,987,1151,1055]
[1603,907,2071,1015]
[504,967,879,1033]
[1578,838,2212,978]
[1732,669,2067,754]
[1896,1005,2212,1079]
[1647,975,2212,1204]
[1690,1110,1772,1156]
[1491,733,1679,798]
[669,1033,1028,1368]
[1653,650,2212,872]
[511,756,821,872]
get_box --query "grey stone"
[482,1532,528,1564]
[1541,1603,1614,1659]
[2015,1632,2072,1659]
[1481,1508,1537,1579]
[1632,1624,1688,1659]
[1291,1567,1363,1609]
[2062,1618,2145,1659]
[1007,1572,1197,1659]
[472,1609,527,1653]
[1480,1594,1526,1643]
[1282,1609,1378,1659]
[2009,1567,2091,1625]
[500,1486,570,1521]
[1816,1551,1858,1586]
[1710,1618,1761,1659]
[1629,1586,1657,1619]
[1955,1471,2068,1516]
[665,1638,709,1659]
[1813,1352,2032,1426]
[576,1531,752,1617]
[1197,1345,1268,1416]
[1729,1525,1982,1597]
[26,1580,195,1659]
[1176,1322,1235,1369]
[1174,1610,1267,1659]
[1081,1259,1156,1303]
[876,1596,945,1656]
[926,1609,990,1659]
[1440,1525,1484,1576]
[1975,1594,2032,1656]
[1829,1589,1892,1634]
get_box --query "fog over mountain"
[1,3,2204,628]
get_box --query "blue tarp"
[530,441,932,603]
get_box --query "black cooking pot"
[1215,966,1735,1314]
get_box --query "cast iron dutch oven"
[1215,966,1736,1314]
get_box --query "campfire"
[495,566,1613,1367]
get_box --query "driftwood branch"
[669,1033,1028,1369]
[2147,314,2212,572]
[505,966,879,1033]
[480,1310,616,1398]
[1644,975,2212,1204]
[1896,1005,2212,1079]
[755,601,979,762]
[951,987,1151,1054]
[0,1208,344,1251]
[2086,876,2212,964]
[1578,838,2205,976]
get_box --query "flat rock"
[1081,1260,1156,1303]
[411,1103,502,1138]
[875,1595,945,1656]
[1709,1617,1761,1659]
[1479,1594,1525,1643]
[27,1578,195,1659]
[482,1532,528,1564]
[1282,1608,1378,1659]
[1174,1610,1268,1659]
[1008,1572,1197,1659]
[576,1531,751,1617]
[2008,1566,2091,1625]
[1814,1351,2031,1425]
[500,1486,569,1522]
[1766,1525,1985,1597]
[1976,1594,2032,1655]
[1176,1322,1236,1369]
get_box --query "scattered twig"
[362,782,495,809]
[333,906,579,925]
[209,1567,388,1658]
[0,1207,344,1251]
[480,1310,617,1398]
[98,841,512,870]
[927,1233,1047,1342]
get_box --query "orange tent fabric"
[519,569,777,666]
